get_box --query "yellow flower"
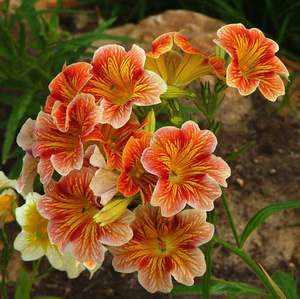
[0,189,17,225]
[0,171,17,226]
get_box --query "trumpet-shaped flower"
[97,117,145,170]
[141,121,230,217]
[145,32,225,91]
[83,44,166,128]
[215,23,289,101]
[110,205,214,293]
[14,192,63,268]
[118,133,157,203]
[33,93,102,178]
[38,167,134,267]
[44,62,93,131]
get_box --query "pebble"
[236,178,245,187]
[269,168,277,175]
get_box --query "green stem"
[213,236,279,298]
[202,209,216,299]
[221,189,241,247]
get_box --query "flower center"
[169,169,181,184]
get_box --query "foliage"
[0,0,119,176]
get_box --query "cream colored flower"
[14,192,62,269]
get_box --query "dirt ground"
[4,9,300,299]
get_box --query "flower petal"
[258,74,285,102]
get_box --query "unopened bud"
[93,198,132,227]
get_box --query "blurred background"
[0,1,299,298]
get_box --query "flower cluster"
[10,24,287,293]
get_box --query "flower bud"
[93,198,132,227]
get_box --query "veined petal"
[100,210,134,246]
[226,62,259,96]
[48,62,93,107]
[98,98,133,129]
[258,74,285,102]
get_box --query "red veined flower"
[83,44,166,128]
[141,121,230,217]
[117,133,157,203]
[38,167,134,269]
[110,205,214,293]
[145,32,225,92]
[44,62,93,132]
[32,93,102,178]
[215,23,289,101]
[97,117,146,170]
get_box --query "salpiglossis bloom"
[118,133,157,203]
[215,23,289,101]
[96,116,146,170]
[38,167,134,269]
[110,205,214,293]
[142,121,230,217]
[33,93,102,178]
[83,44,167,129]
[14,192,62,268]
[44,62,93,131]
[145,32,225,94]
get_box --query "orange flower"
[215,23,289,101]
[141,121,230,217]
[145,32,225,90]
[110,205,214,293]
[33,93,102,178]
[97,117,145,170]
[44,62,93,132]
[117,133,157,203]
[83,44,166,129]
[38,167,134,268]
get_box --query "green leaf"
[172,278,269,297]
[2,92,34,163]
[240,201,300,247]
[14,269,31,299]
[272,272,299,299]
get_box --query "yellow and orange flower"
[97,117,146,170]
[110,205,214,293]
[118,133,157,203]
[33,93,102,178]
[141,121,230,217]
[83,44,166,129]
[145,32,225,92]
[215,23,289,101]
[44,62,93,132]
[38,167,134,268]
